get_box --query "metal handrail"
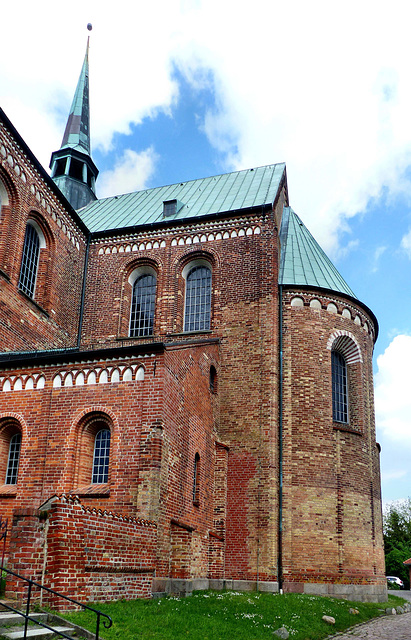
[0,565,112,640]
[0,517,7,570]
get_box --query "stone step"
[0,613,48,626]
[1,626,75,639]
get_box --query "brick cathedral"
[0,39,386,603]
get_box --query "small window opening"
[193,453,200,505]
[163,200,176,217]
[163,199,184,217]
[210,365,217,393]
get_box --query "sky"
[2,0,411,505]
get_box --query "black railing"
[0,517,7,570]
[0,566,112,640]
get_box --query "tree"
[383,498,411,588]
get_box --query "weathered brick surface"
[281,291,385,589]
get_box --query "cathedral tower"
[49,32,98,209]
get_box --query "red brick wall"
[6,497,157,606]
[0,121,87,352]
[0,341,221,583]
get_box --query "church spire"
[60,36,91,155]
[50,26,98,210]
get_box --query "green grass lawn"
[62,590,406,639]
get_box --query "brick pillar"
[6,508,46,604]
[45,501,87,608]
[170,522,192,579]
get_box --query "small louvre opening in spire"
[54,158,67,178]
[69,159,84,182]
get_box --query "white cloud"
[382,469,408,482]
[371,246,387,272]
[4,0,411,255]
[375,335,411,501]
[401,229,411,257]
[375,335,411,444]
[97,148,158,198]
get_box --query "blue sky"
[2,0,411,506]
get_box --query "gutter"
[0,342,165,369]
[278,284,284,593]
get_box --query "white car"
[387,576,404,589]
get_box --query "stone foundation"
[283,581,388,603]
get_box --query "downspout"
[278,283,284,593]
[77,233,91,348]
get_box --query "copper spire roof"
[279,207,356,298]
[60,38,91,155]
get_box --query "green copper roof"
[79,163,286,232]
[60,39,91,155]
[279,207,356,298]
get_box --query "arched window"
[92,429,111,484]
[76,414,113,491]
[193,453,200,504]
[18,221,45,298]
[130,273,156,337]
[332,350,348,423]
[184,265,211,332]
[0,420,22,487]
[5,433,21,485]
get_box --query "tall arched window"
[184,265,211,332]
[0,420,22,487]
[130,273,156,337]
[332,350,348,423]
[92,429,111,484]
[18,221,45,298]
[6,433,21,485]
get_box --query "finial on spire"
[87,23,92,31]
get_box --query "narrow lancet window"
[19,224,40,298]
[193,453,200,504]
[332,350,348,423]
